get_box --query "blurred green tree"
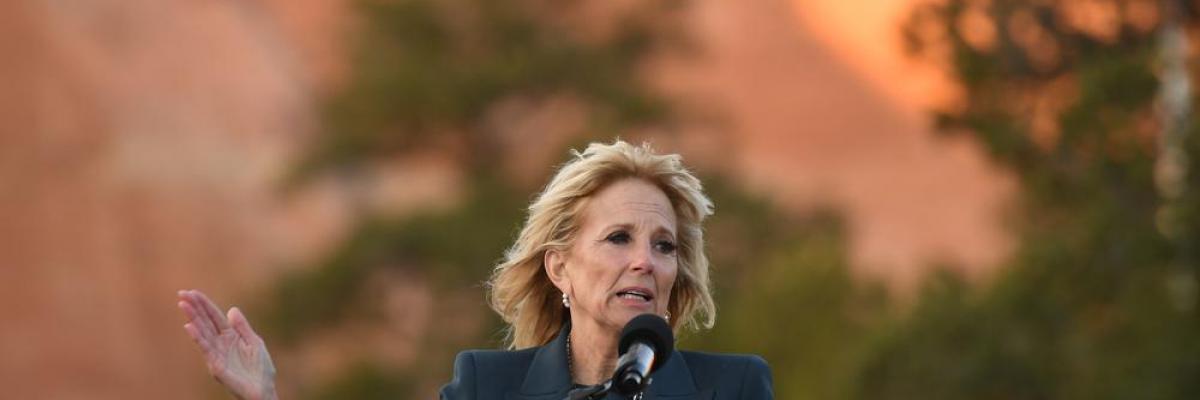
[853,1,1200,399]
[688,185,889,400]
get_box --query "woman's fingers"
[228,307,260,344]
[183,322,213,354]
[179,298,218,338]
[178,289,261,347]
[190,290,232,332]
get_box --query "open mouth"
[616,289,653,302]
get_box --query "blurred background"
[2,0,1198,398]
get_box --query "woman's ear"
[544,248,570,295]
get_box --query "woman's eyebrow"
[598,222,674,237]
[599,223,634,234]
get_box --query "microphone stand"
[564,378,651,400]
[565,379,612,400]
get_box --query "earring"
[562,292,570,308]
[664,311,671,322]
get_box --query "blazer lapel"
[642,350,709,400]
[507,327,572,400]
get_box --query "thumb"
[227,307,259,341]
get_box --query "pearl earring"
[562,293,570,308]
[664,311,671,322]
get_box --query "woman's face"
[547,177,679,333]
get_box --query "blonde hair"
[487,140,716,349]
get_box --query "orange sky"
[792,0,956,115]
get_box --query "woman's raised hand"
[177,289,278,400]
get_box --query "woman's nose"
[628,241,657,273]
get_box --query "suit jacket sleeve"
[440,351,477,400]
[740,355,774,399]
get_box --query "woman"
[178,140,774,399]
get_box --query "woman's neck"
[567,317,619,386]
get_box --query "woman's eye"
[655,240,677,254]
[606,231,631,244]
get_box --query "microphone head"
[618,313,674,372]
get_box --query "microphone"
[612,314,674,396]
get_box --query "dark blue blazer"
[439,326,773,400]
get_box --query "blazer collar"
[516,324,699,399]
[517,325,572,396]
